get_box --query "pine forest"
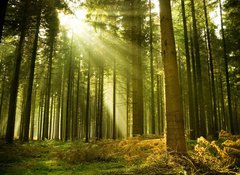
[0,0,240,174]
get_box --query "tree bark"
[149,0,155,134]
[132,0,144,136]
[85,55,91,143]
[6,0,30,144]
[190,0,206,137]
[160,0,186,153]
[203,0,218,137]
[23,2,42,142]
[181,0,195,139]
[219,0,233,133]
[113,57,116,139]
[42,37,54,140]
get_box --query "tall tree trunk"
[42,37,54,140]
[55,93,61,140]
[85,56,91,143]
[49,94,54,139]
[98,62,104,139]
[60,69,65,140]
[126,67,130,137]
[65,36,73,142]
[219,0,233,133]
[113,57,116,139]
[160,0,186,153]
[23,2,42,142]
[30,89,36,140]
[132,0,144,136]
[190,28,199,138]
[219,71,226,130]
[181,0,195,139]
[203,0,218,136]
[6,0,30,144]
[190,0,206,137]
[74,61,81,140]
[95,67,100,139]
[0,74,6,121]
[20,87,27,141]
[149,0,155,134]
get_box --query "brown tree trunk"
[23,2,42,142]
[203,0,218,137]
[160,0,186,153]
[113,57,116,139]
[132,0,144,136]
[181,0,195,139]
[219,0,233,133]
[85,55,91,143]
[149,0,155,134]
[6,0,30,143]
[190,0,206,137]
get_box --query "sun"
[58,0,91,38]
[59,7,87,32]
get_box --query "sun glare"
[210,5,221,37]
[152,0,160,15]
[59,7,88,33]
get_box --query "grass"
[0,139,138,175]
[0,134,239,175]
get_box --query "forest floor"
[0,131,240,175]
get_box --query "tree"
[85,52,91,143]
[203,0,218,137]
[5,0,30,144]
[181,0,195,139]
[22,0,43,142]
[131,0,144,136]
[190,0,206,137]
[149,0,155,134]
[42,0,59,140]
[159,0,187,153]
[220,0,234,133]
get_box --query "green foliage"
[1,137,239,174]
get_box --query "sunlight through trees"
[0,0,239,157]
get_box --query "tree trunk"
[30,89,36,140]
[181,0,195,139]
[149,0,155,134]
[160,0,186,153]
[42,35,54,140]
[0,74,6,122]
[74,60,81,140]
[132,0,144,136]
[190,0,206,137]
[219,0,233,133]
[6,0,30,144]
[99,62,104,139]
[85,54,91,143]
[65,36,73,142]
[190,28,199,138]
[203,0,218,137]
[23,2,42,142]
[113,57,116,139]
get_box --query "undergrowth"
[0,132,240,174]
